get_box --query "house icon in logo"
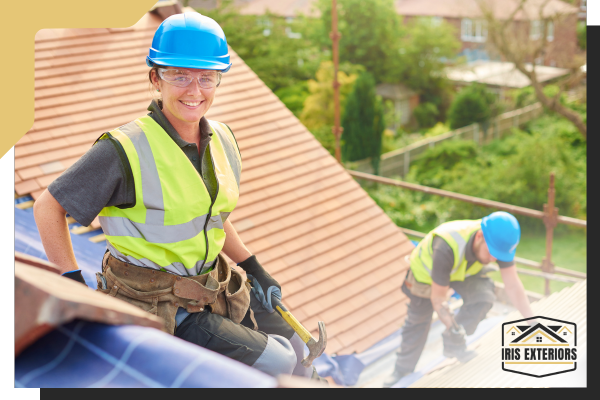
[502,317,577,378]
[510,323,568,346]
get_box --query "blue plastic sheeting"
[15,207,107,289]
[15,319,277,388]
[313,312,503,387]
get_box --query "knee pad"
[288,333,313,378]
[251,334,297,377]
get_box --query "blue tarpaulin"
[15,320,277,388]
[15,206,106,289]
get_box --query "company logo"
[502,316,577,377]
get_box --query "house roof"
[233,0,577,20]
[239,0,320,18]
[409,280,587,387]
[445,60,569,88]
[17,7,413,355]
[395,0,578,21]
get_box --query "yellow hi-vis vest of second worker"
[410,220,484,284]
[98,115,242,276]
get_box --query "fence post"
[403,150,410,178]
[494,119,499,140]
[542,172,558,296]
[473,124,479,145]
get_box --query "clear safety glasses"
[157,68,222,89]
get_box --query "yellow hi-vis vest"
[98,115,241,276]
[410,220,484,284]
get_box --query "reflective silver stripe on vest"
[119,121,165,226]
[418,245,432,275]
[99,212,228,244]
[107,242,217,276]
[437,228,468,275]
[211,123,241,189]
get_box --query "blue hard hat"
[146,12,232,72]
[480,212,521,262]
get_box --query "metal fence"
[348,170,586,296]
[349,102,544,177]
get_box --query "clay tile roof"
[18,9,413,355]
[395,0,578,21]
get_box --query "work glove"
[237,255,281,313]
[61,269,88,286]
[442,324,467,347]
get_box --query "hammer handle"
[271,296,313,344]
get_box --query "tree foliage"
[478,0,587,138]
[300,60,359,130]
[315,0,405,82]
[341,71,385,173]
[447,83,497,129]
[200,1,325,92]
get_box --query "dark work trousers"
[393,273,495,374]
[174,288,300,373]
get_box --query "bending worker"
[33,12,323,381]
[384,212,534,386]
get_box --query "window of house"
[547,21,554,41]
[461,18,487,42]
[536,336,542,343]
[531,20,554,41]
[512,331,516,336]
[563,331,568,335]
[530,20,542,39]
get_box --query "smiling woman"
[32,11,324,383]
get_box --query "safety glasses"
[157,68,222,89]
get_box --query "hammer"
[270,296,327,367]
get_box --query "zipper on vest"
[200,143,220,274]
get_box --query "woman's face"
[152,67,217,127]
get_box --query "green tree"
[315,0,405,83]
[577,21,586,50]
[398,17,461,121]
[200,1,325,92]
[300,60,359,130]
[341,71,385,173]
[447,83,497,129]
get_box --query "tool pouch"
[404,269,432,299]
[95,252,252,334]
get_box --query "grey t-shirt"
[431,230,514,286]
[48,100,223,227]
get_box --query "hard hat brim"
[146,56,232,72]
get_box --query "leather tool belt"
[96,252,256,334]
[404,268,432,299]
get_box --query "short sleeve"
[431,236,455,286]
[48,135,134,227]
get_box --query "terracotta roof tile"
[20,10,415,355]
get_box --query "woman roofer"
[33,12,324,382]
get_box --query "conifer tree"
[341,72,384,174]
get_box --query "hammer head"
[301,321,327,368]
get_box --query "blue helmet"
[146,12,232,72]
[481,212,521,262]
